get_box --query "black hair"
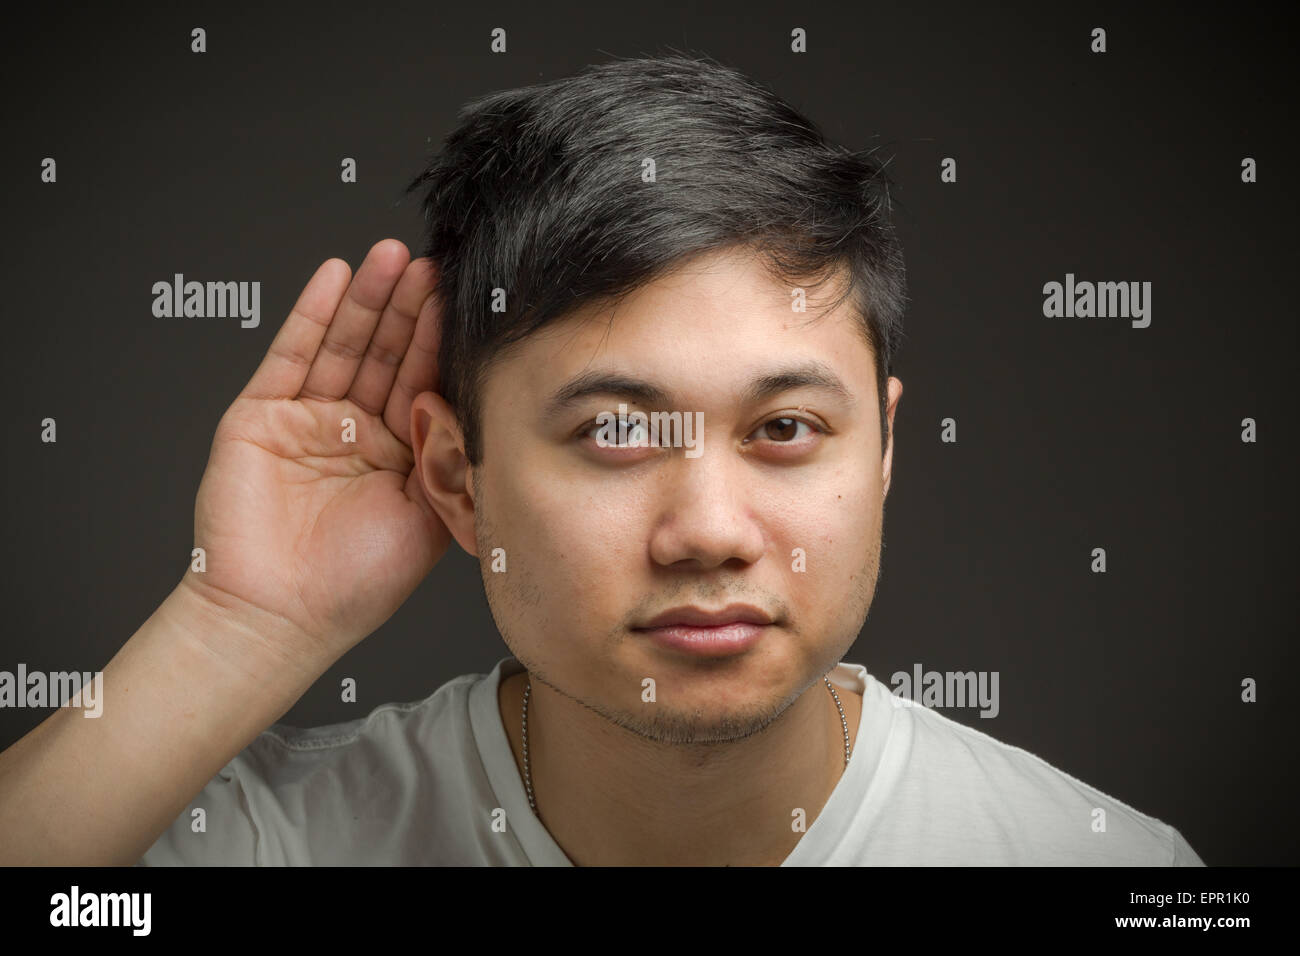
[403,53,907,467]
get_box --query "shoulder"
[138,665,509,865]
[860,672,1202,865]
[227,669,490,798]
[252,671,481,757]
[221,669,495,863]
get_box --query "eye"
[744,416,823,446]
[573,413,828,448]
[575,415,654,446]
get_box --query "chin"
[600,697,794,746]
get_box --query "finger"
[240,258,352,402]
[297,239,411,403]
[347,257,439,418]
[383,269,444,445]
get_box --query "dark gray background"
[2,1,1294,866]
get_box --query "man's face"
[469,246,900,742]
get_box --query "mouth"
[631,621,771,657]
[631,604,776,658]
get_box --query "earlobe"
[410,391,479,557]
[882,428,894,498]
[881,376,902,499]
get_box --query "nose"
[646,449,766,569]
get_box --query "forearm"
[0,580,335,866]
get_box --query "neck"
[499,665,862,866]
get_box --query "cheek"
[764,459,874,541]
[773,476,879,598]
[511,478,642,614]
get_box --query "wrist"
[162,576,338,693]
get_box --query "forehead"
[483,247,874,412]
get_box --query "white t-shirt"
[137,656,1204,866]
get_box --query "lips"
[635,603,775,630]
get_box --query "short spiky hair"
[403,53,907,467]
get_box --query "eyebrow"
[542,360,858,417]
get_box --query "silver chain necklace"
[521,675,851,814]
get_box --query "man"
[0,55,1202,866]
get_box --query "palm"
[184,242,450,655]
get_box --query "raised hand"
[180,239,452,664]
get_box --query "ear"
[881,377,902,499]
[410,391,479,557]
